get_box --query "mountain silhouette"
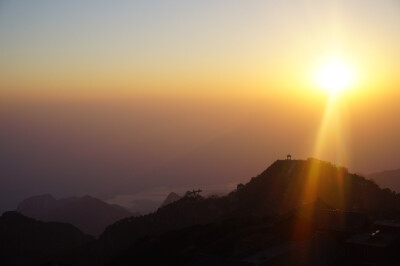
[17,194,133,236]
[104,200,371,266]
[367,169,400,193]
[5,158,400,265]
[0,211,93,265]
[95,159,400,263]
[160,192,182,207]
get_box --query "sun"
[314,56,357,94]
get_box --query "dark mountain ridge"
[0,211,94,265]
[94,159,400,264]
[5,158,400,265]
[17,194,133,236]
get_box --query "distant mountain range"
[4,158,400,265]
[367,169,400,193]
[16,194,135,236]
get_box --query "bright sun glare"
[314,56,357,94]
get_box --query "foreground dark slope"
[5,158,400,265]
[0,211,94,265]
[105,201,342,266]
[95,159,400,263]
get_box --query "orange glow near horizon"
[0,0,399,179]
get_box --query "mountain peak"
[161,192,182,208]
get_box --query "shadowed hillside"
[0,211,94,265]
[95,159,400,263]
[4,158,400,265]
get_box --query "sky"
[1,0,400,213]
